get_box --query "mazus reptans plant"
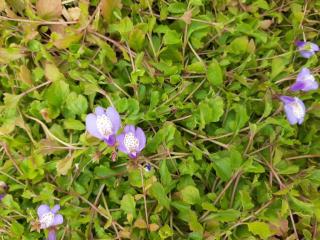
[280,96,306,125]
[296,41,319,58]
[290,68,318,92]
[86,106,121,146]
[117,125,146,159]
[37,204,63,240]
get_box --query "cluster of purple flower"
[280,41,319,125]
[85,106,146,159]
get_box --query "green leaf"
[160,161,172,187]
[247,222,273,239]
[211,149,243,181]
[163,30,181,45]
[207,209,240,222]
[159,224,174,239]
[63,119,85,130]
[64,92,88,117]
[198,96,224,128]
[149,182,171,210]
[45,63,64,82]
[181,186,200,205]
[56,156,73,175]
[207,59,223,86]
[45,80,70,108]
[120,194,136,217]
[128,169,142,188]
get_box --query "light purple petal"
[280,96,295,104]
[135,127,146,151]
[106,107,121,133]
[297,68,311,81]
[86,114,103,139]
[95,107,105,115]
[303,80,318,91]
[124,125,135,133]
[52,214,63,226]
[311,43,319,52]
[51,205,60,214]
[117,134,129,154]
[300,50,314,58]
[284,105,298,125]
[48,229,56,240]
[290,81,305,91]
[0,194,5,201]
[37,205,50,218]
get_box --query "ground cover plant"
[1,0,320,239]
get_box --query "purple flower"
[117,125,146,159]
[0,194,5,201]
[86,106,121,146]
[280,96,306,125]
[291,68,318,92]
[296,41,319,58]
[37,204,63,229]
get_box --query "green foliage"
[1,0,320,239]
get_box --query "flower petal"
[124,125,135,133]
[48,229,56,240]
[280,96,295,104]
[86,114,103,139]
[290,81,305,91]
[117,134,129,154]
[135,127,146,151]
[52,214,64,226]
[303,79,319,91]
[284,104,298,125]
[106,107,121,133]
[51,204,60,214]
[104,134,116,146]
[300,50,314,58]
[295,41,306,48]
[95,107,105,115]
[311,43,319,52]
[297,67,311,82]
[37,204,50,218]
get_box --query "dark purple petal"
[37,205,51,218]
[117,134,129,154]
[95,107,105,115]
[51,205,60,214]
[0,194,4,201]
[48,229,56,240]
[295,41,306,48]
[290,81,305,91]
[106,107,121,133]
[135,127,146,151]
[86,114,103,140]
[129,152,139,159]
[52,214,63,226]
[104,134,116,146]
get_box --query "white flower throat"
[291,102,304,118]
[124,133,139,152]
[97,115,113,136]
[40,212,54,228]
